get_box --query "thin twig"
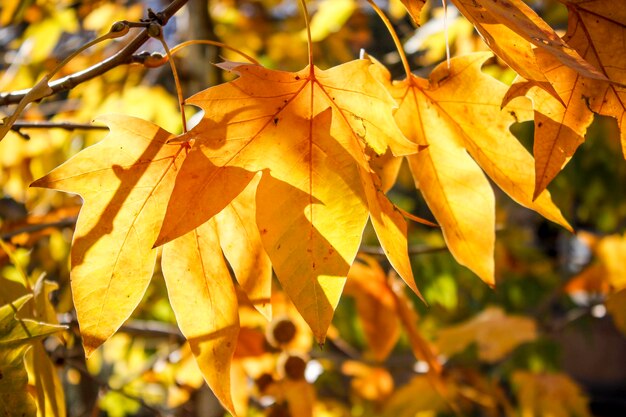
[0,0,189,107]
[1,218,77,240]
[62,318,185,343]
[359,244,449,256]
[65,357,167,417]
[8,121,109,131]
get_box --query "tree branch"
[359,244,449,256]
[1,218,77,240]
[0,0,189,107]
[9,120,109,131]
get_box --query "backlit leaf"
[0,295,65,346]
[31,115,186,355]
[399,0,426,25]
[26,278,66,417]
[0,296,64,417]
[449,0,604,86]
[375,52,570,285]
[162,221,240,416]
[510,1,626,196]
[156,60,418,341]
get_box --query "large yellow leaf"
[161,221,240,416]
[156,60,418,341]
[255,166,366,341]
[376,52,570,285]
[31,115,186,355]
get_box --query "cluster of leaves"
[1,0,626,416]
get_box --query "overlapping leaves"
[31,3,623,410]
[371,52,570,284]
[32,59,421,414]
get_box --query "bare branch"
[0,0,189,107]
[1,217,77,240]
[359,244,449,256]
[8,121,109,131]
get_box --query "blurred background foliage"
[0,0,625,416]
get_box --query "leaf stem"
[153,27,188,133]
[169,40,261,65]
[366,0,412,80]
[442,0,451,70]
[299,0,314,69]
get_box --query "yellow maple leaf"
[31,115,186,356]
[155,60,420,342]
[374,52,570,285]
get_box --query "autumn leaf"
[512,371,592,417]
[0,294,65,347]
[399,0,426,25]
[503,80,592,200]
[345,254,401,362]
[373,52,570,285]
[155,60,419,342]
[509,1,626,197]
[0,295,65,417]
[448,0,604,89]
[383,375,453,417]
[566,232,626,296]
[436,306,537,363]
[31,115,186,355]
[161,220,240,416]
[341,360,394,402]
[26,278,66,417]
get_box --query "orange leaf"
[156,60,418,342]
[399,0,426,25]
[375,52,570,285]
[31,115,185,356]
[504,79,592,199]
[161,221,240,416]
[450,0,604,87]
[521,1,626,196]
